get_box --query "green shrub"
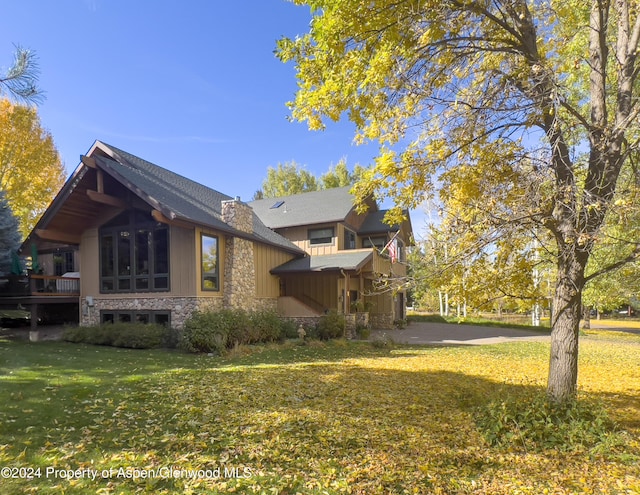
[62,322,172,349]
[304,324,320,341]
[181,310,230,354]
[476,390,625,454]
[85,326,115,346]
[111,323,167,349]
[357,326,371,340]
[249,310,284,343]
[394,318,407,329]
[317,310,345,340]
[182,308,289,353]
[61,326,87,343]
[220,308,252,346]
[281,319,299,339]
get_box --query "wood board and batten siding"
[254,243,295,298]
[170,225,197,297]
[275,223,338,256]
[280,272,338,314]
[79,227,99,298]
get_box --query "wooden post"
[29,304,39,342]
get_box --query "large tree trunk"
[546,249,588,403]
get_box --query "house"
[249,188,413,328]
[8,141,412,331]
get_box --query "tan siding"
[366,282,393,315]
[254,244,295,297]
[282,273,338,312]
[275,223,339,255]
[170,225,197,297]
[337,224,346,250]
[80,228,99,298]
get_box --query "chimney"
[221,197,253,234]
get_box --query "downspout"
[340,269,348,314]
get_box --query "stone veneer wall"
[223,235,256,312]
[81,296,225,328]
[221,198,257,312]
[283,316,322,330]
[81,296,278,329]
[370,312,395,330]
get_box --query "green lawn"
[0,336,638,494]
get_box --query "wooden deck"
[0,274,80,331]
[0,274,79,299]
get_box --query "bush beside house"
[62,309,348,354]
[62,322,177,349]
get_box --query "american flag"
[382,231,400,263]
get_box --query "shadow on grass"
[0,339,637,494]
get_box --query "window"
[99,210,169,293]
[309,227,334,245]
[363,237,387,249]
[53,251,74,276]
[101,310,171,327]
[397,239,406,262]
[201,234,219,291]
[344,230,356,250]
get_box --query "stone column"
[221,198,256,311]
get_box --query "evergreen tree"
[0,191,21,275]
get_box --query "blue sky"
[1,0,426,236]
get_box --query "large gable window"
[201,234,219,291]
[309,227,334,245]
[100,210,169,293]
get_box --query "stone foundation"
[283,316,322,330]
[370,312,395,330]
[81,295,279,329]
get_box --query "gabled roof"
[26,141,304,255]
[249,186,361,229]
[358,210,403,235]
[270,251,373,274]
[95,142,303,254]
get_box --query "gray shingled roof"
[97,142,304,255]
[249,186,357,229]
[358,210,401,234]
[270,251,372,274]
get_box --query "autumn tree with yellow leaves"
[0,99,65,237]
[278,0,640,403]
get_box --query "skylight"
[270,200,285,209]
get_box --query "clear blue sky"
[1,0,426,236]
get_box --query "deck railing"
[0,274,80,297]
[29,274,80,296]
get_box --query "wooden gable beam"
[35,229,81,245]
[86,190,127,208]
[151,209,195,230]
[81,155,97,169]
